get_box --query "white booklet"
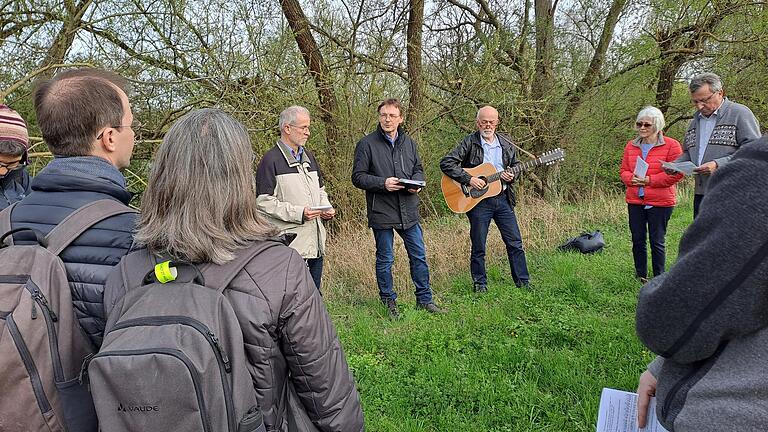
[634,157,649,178]
[596,388,668,432]
[661,160,697,176]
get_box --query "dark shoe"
[473,284,487,293]
[416,302,447,314]
[383,298,400,320]
[517,281,532,290]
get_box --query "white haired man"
[255,105,334,291]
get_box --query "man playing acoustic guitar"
[439,105,530,292]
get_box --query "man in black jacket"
[352,98,444,319]
[440,105,530,292]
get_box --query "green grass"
[326,197,693,431]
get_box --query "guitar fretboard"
[485,156,550,183]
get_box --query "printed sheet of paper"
[661,160,697,176]
[596,388,668,432]
[634,157,649,178]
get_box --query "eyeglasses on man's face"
[379,113,400,120]
[478,119,499,126]
[288,123,310,133]
[96,118,142,140]
[690,91,719,106]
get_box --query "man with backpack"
[0,68,138,431]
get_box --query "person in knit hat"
[0,104,31,209]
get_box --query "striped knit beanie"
[0,105,29,161]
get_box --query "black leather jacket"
[440,131,521,207]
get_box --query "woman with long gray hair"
[105,109,364,431]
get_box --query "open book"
[596,388,668,432]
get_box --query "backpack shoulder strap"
[45,199,138,256]
[203,240,281,293]
[0,203,18,246]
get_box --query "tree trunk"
[531,0,557,197]
[38,0,94,78]
[406,0,425,140]
[279,0,342,178]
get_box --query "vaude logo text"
[117,403,160,413]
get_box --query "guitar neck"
[486,157,546,183]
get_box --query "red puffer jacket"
[620,135,684,207]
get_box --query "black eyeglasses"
[96,119,142,140]
[0,159,26,172]
[636,122,654,128]
[691,92,718,106]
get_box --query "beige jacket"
[256,142,331,259]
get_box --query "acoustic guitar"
[441,148,565,213]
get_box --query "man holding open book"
[352,98,444,319]
[440,105,530,293]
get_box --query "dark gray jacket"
[0,167,30,209]
[677,99,761,195]
[440,131,521,208]
[10,158,136,348]
[637,137,768,431]
[105,242,365,432]
[352,125,425,229]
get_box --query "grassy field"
[322,189,694,431]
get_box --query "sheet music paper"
[596,388,668,432]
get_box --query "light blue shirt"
[481,135,504,172]
[696,103,723,166]
[280,140,304,162]
[384,132,398,147]
[638,143,654,199]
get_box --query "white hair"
[278,105,310,131]
[635,106,665,132]
[689,73,723,93]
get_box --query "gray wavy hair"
[135,108,278,264]
[689,73,723,93]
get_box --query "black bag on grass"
[558,230,605,254]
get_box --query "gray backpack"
[0,200,137,432]
[87,245,269,432]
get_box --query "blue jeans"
[372,223,433,304]
[305,257,323,292]
[628,204,673,278]
[466,194,529,287]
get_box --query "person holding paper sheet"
[620,106,683,283]
[668,73,761,218]
[635,136,768,431]
[256,105,334,291]
[351,98,445,318]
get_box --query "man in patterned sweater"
[672,72,761,218]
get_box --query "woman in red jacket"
[620,106,684,282]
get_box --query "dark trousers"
[628,204,673,278]
[466,194,529,287]
[693,194,704,219]
[372,224,433,304]
[306,257,323,292]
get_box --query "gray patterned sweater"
[676,98,760,195]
